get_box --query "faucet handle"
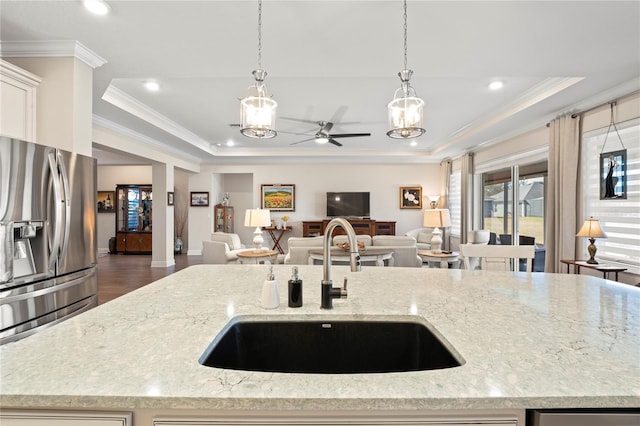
[350,252,361,272]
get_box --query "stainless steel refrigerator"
[0,137,98,345]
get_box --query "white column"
[151,162,175,268]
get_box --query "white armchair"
[404,227,434,251]
[202,232,251,264]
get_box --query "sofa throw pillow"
[417,232,432,244]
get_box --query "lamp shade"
[576,216,607,238]
[244,208,271,228]
[423,209,451,228]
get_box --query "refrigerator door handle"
[47,152,62,272]
[57,151,71,264]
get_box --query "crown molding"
[0,40,107,69]
[92,114,204,167]
[436,77,585,156]
[0,58,42,85]
[101,84,218,157]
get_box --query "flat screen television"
[326,192,370,218]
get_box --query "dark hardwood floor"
[97,253,202,305]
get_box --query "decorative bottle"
[288,266,303,308]
[261,266,279,309]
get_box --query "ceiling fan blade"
[290,137,315,146]
[328,138,343,147]
[280,116,320,125]
[278,130,315,136]
[328,133,371,138]
[329,106,348,124]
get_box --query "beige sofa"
[202,232,252,264]
[284,234,421,267]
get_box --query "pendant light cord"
[600,101,626,154]
[257,0,263,70]
[403,0,408,71]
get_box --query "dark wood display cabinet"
[115,184,152,254]
[302,219,395,237]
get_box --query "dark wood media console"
[302,219,396,237]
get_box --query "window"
[481,162,547,245]
[449,170,461,237]
[581,120,640,266]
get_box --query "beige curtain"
[545,115,581,272]
[440,160,451,209]
[460,153,473,244]
[441,160,452,249]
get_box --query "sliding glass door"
[480,160,546,271]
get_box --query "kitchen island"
[1,265,638,425]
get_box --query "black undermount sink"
[199,316,464,374]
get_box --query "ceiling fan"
[287,120,371,147]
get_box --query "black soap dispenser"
[288,266,303,308]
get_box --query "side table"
[560,259,626,281]
[236,249,279,265]
[418,250,460,269]
[262,226,291,254]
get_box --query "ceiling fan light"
[240,70,277,139]
[315,136,329,144]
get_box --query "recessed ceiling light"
[144,81,159,91]
[489,81,504,91]
[410,140,418,147]
[83,0,110,15]
[226,140,235,147]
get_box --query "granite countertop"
[1,265,639,411]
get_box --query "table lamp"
[244,208,271,250]
[423,208,451,254]
[576,216,607,264]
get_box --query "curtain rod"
[546,89,640,127]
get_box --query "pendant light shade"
[387,69,425,139]
[239,0,277,139]
[388,1,425,139]
[241,69,277,138]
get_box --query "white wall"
[187,162,440,255]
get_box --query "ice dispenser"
[0,221,48,287]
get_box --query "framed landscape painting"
[261,184,295,212]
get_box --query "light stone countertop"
[1,265,639,411]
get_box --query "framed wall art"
[97,191,115,213]
[600,149,627,200]
[399,186,422,209]
[261,184,295,212]
[190,191,210,207]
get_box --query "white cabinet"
[0,59,41,142]
[153,412,521,426]
[0,410,132,426]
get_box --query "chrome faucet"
[321,218,361,309]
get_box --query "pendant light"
[240,0,277,139]
[387,0,425,139]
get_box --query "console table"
[302,219,395,237]
[560,259,627,281]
